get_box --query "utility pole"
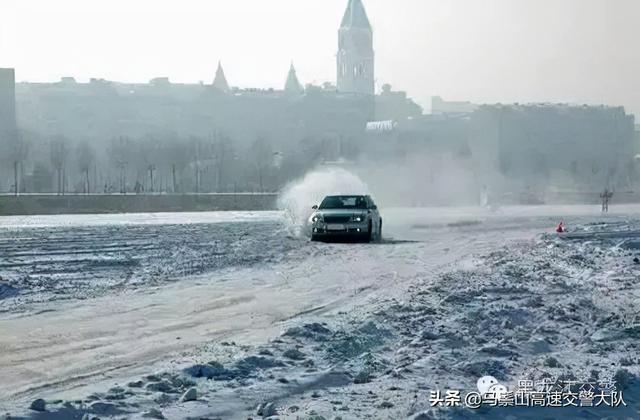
[172,164,177,193]
[13,161,18,196]
[148,164,156,193]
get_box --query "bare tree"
[249,136,273,192]
[188,137,204,193]
[212,131,234,192]
[8,132,29,195]
[76,141,95,194]
[136,135,163,193]
[168,141,189,193]
[50,137,67,195]
[108,137,131,194]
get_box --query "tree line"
[1,129,344,195]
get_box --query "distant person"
[556,221,565,233]
[600,188,613,213]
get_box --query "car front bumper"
[311,222,369,237]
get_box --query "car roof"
[324,195,367,198]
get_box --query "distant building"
[0,68,16,145]
[212,61,230,93]
[364,113,470,161]
[363,102,637,203]
[59,76,77,85]
[431,96,478,115]
[14,72,374,151]
[284,63,304,96]
[5,0,638,198]
[12,0,411,149]
[469,104,636,192]
[0,68,18,192]
[375,84,422,121]
[337,0,375,96]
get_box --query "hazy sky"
[0,0,638,115]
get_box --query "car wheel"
[311,234,320,242]
[378,219,383,241]
[366,221,373,243]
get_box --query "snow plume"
[278,167,369,236]
[356,153,482,208]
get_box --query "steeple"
[212,61,230,93]
[337,0,374,95]
[340,0,371,29]
[284,63,303,95]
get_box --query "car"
[308,195,382,242]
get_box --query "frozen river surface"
[1,205,640,418]
[0,212,296,310]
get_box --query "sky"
[0,0,638,116]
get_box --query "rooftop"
[340,0,371,29]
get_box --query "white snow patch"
[0,211,282,229]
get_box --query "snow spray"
[278,167,369,236]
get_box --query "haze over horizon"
[0,0,638,116]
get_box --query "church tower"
[284,63,304,95]
[212,61,230,93]
[337,0,374,95]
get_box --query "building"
[14,70,374,149]
[469,104,636,193]
[4,0,638,198]
[363,102,637,204]
[11,0,406,151]
[337,0,375,96]
[431,96,478,115]
[375,84,422,121]
[212,61,230,93]
[284,63,304,96]
[0,68,19,192]
[0,68,16,144]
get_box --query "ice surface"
[0,210,281,229]
[2,205,640,418]
[0,213,299,311]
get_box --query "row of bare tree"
[1,130,341,195]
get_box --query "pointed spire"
[284,62,303,95]
[340,0,371,30]
[212,61,230,93]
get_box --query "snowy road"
[1,205,639,416]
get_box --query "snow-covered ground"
[0,211,287,311]
[1,205,639,419]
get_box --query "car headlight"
[310,214,323,223]
[352,215,364,222]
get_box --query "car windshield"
[319,196,368,210]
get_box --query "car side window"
[366,196,376,209]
